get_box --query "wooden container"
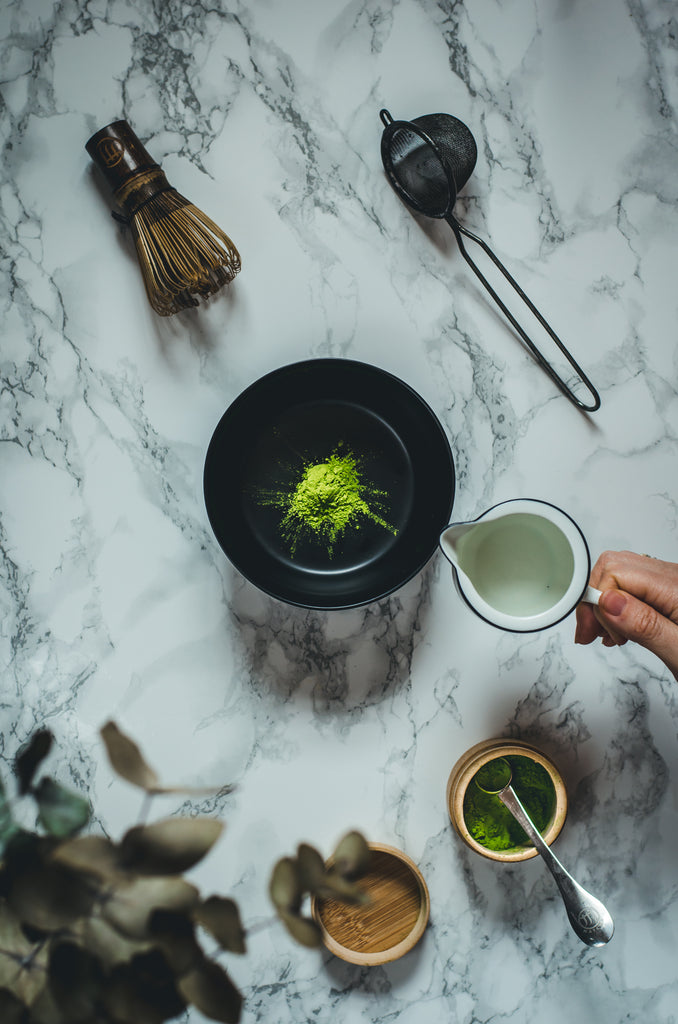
[312,843,430,965]
[447,738,567,863]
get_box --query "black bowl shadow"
[228,559,438,715]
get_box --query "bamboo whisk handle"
[87,121,178,221]
[86,120,159,194]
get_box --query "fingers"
[595,588,678,680]
[588,551,678,621]
[574,601,628,647]
[574,602,607,645]
[575,551,678,680]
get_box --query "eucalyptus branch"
[0,721,369,1024]
[137,790,155,825]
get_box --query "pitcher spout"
[439,521,474,569]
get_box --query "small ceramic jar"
[311,842,430,965]
[447,738,568,863]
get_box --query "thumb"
[598,589,678,679]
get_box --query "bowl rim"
[311,841,430,965]
[446,738,568,862]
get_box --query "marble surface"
[2,0,678,1021]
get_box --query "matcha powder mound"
[257,448,397,557]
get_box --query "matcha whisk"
[86,120,241,316]
[475,758,614,947]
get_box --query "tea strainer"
[379,108,601,413]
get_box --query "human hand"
[575,550,678,680]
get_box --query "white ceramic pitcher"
[439,499,601,632]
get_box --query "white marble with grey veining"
[2,0,678,1021]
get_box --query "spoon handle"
[499,786,614,947]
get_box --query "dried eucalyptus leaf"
[313,870,369,906]
[14,730,53,796]
[0,908,47,1005]
[0,901,34,958]
[0,940,23,991]
[295,844,325,893]
[0,779,19,857]
[268,857,302,913]
[178,957,242,1024]
[151,783,237,798]
[103,949,185,1024]
[103,876,200,940]
[51,835,124,881]
[148,909,202,975]
[8,860,95,932]
[279,909,323,949]
[194,896,246,954]
[34,778,91,839]
[5,945,48,1007]
[24,984,62,1024]
[100,721,160,792]
[120,817,223,876]
[2,829,49,865]
[70,916,151,968]
[0,988,27,1024]
[332,830,371,878]
[48,941,104,1023]
[103,973,174,1024]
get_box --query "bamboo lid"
[312,843,429,966]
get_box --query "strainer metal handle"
[448,215,601,412]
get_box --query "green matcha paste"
[464,755,556,851]
[256,446,397,557]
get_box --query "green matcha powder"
[256,447,397,557]
[464,755,556,852]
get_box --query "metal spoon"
[475,758,614,946]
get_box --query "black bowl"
[203,359,455,609]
